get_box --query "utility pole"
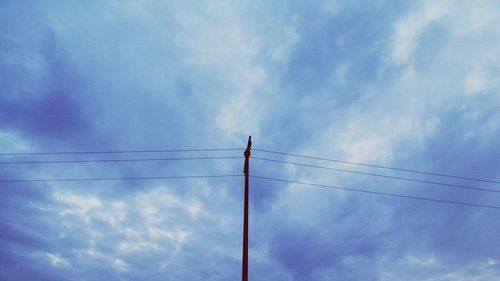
[242,136,252,281]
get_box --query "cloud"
[249,1,500,280]
[390,0,452,65]
[1,0,500,280]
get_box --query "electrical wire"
[251,175,500,210]
[0,174,243,183]
[253,148,500,184]
[252,157,500,193]
[0,148,243,156]
[0,156,243,165]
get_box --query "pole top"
[244,136,252,158]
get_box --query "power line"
[0,156,243,165]
[0,148,243,156]
[252,157,500,194]
[0,174,243,183]
[4,145,497,184]
[253,148,500,184]
[251,175,500,211]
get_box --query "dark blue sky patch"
[0,92,90,142]
[418,100,500,181]
[0,29,95,149]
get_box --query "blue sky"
[1,0,500,280]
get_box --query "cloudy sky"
[1,0,500,280]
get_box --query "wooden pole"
[242,136,252,281]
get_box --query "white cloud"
[391,0,453,65]
[46,253,70,268]
[322,0,340,15]
[118,241,160,253]
[215,92,263,140]
[451,0,500,35]
[47,182,241,275]
[464,68,490,96]
[267,26,298,62]
[186,200,202,218]
[112,258,128,271]
[380,255,500,281]
[0,130,32,152]
[54,192,102,218]
[166,1,295,141]
[310,0,500,170]
[487,258,499,266]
